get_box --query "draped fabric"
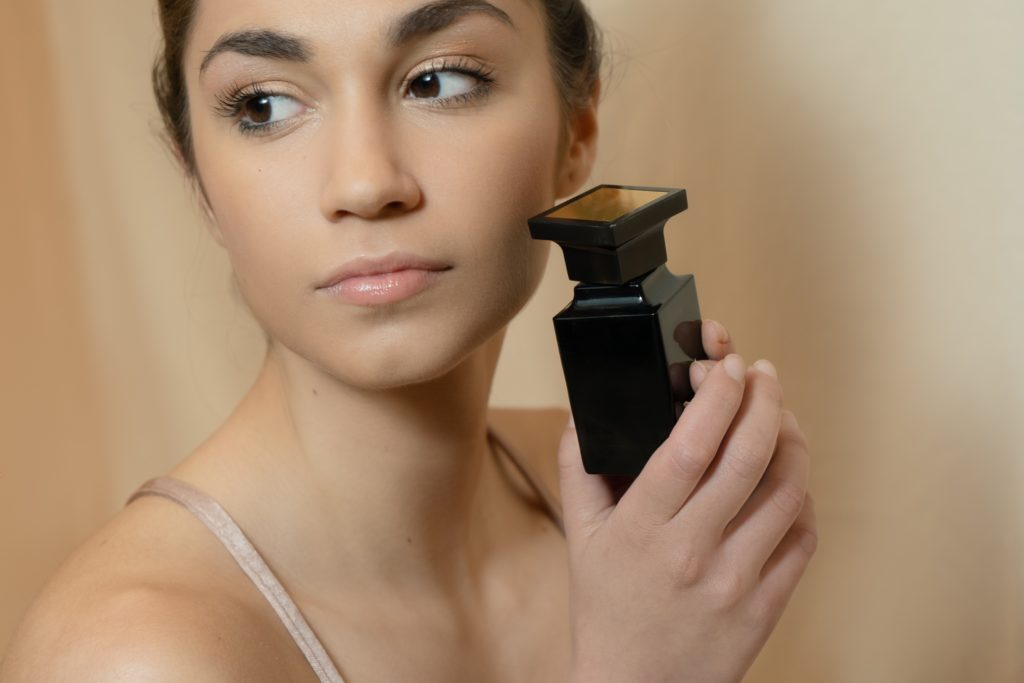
[2,1,1022,679]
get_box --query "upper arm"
[1,584,284,682]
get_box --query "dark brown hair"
[152,0,603,179]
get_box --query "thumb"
[557,414,617,544]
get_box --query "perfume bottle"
[529,185,705,476]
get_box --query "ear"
[554,79,601,201]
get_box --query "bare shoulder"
[0,582,270,682]
[1,499,310,682]
[488,406,570,505]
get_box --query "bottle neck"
[558,220,669,285]
[571,265,685,310]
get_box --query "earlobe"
[554,84,601,201]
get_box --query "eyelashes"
[213,82,306,136]
[405,56,496,107]
[213,57,497,137]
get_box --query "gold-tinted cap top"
[547,187,669,223]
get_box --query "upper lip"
[316,253,452,289]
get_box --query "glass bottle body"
[554,265,705,476]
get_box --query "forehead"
[187,0,544,72]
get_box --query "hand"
[559,320,817,683]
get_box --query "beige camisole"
[125,429,564,683]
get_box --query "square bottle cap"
[529,185,688,284]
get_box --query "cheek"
[423,99,564,287]
[192,124,313,284]
[191,164,315,349]
[480,112,562,299]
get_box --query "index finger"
[617,354,748,527]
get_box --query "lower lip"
[319,269,444,306]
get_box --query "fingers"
[689,360,716,392]
[617,355,748,526]
[756,492,818,616]
[668,361,784,542]
[557,415,616,545]
[701,319,736,361]
[689,320,736,391]
[719,410,810,578]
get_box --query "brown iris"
[409,73,442,99]
[243,96,273,124]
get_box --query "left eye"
[239,94,308,127]
[407,71,478,100]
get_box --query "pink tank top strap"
[126,477,346,683]
[125,427,562,682]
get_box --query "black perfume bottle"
[529,185,705,476]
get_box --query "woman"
[1,0,816,680]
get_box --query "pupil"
[412,73,441,98]
[246,97,272,124]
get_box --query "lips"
[316,253,452,306]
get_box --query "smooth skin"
[564,321,817,683]
[0,0,815,678]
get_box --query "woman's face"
[184,0,593,388]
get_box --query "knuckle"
[723,442,767,482]
[797,527,819,556]
[708,569,748,610]
[779,412,809,451]
[666,439,713,481]
[767,478,807,518]
[668,544,708,588]
[798,495,819,555]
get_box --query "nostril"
[377,200,410,217]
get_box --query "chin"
[274,311,505,393]
[325,347,470,391]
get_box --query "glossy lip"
[315,253,452,305]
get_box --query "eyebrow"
[199,30,310,76]
[199,0,515,77]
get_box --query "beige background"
[2,0,1022,680]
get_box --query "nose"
[318,102,422,221]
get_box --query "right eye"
[215,85,311,136]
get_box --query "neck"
[191,331,513,603]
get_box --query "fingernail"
[723,354,746,382]
[753,359,778,379]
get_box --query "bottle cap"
[529,185,687,284]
